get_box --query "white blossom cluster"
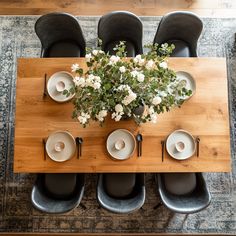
[117,85,137,106]
[111,104,124,122]
[130,70,145,82]
[95,109,108,122]
[71,63,80,72]
[73,74,101,90]
[85,50,105,63]
[143,105,158,123]
[108,55,120,65]
[133,54,145,66]
[77,112,90,125]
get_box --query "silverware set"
[136,133,143,157]
[76,137,83,159]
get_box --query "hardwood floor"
[0,0,235,16]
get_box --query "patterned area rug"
[0,16,236,234]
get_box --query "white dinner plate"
[166,129,196,160]
[176,71,196,100]
[106,129,136,160]
[46,131,76,162]
[47,71,75,102]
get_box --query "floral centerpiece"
[64,41,192,127]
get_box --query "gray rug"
[0,16,236,234]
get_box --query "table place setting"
[43,71,75,102]
[161,129,201,162]
[42,131,83,162]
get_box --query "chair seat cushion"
[45,40,81,57]
[105,40,136,57]
[163,173,197,195]
[104,173,136,198]
[167,40,191,57]
[44,173,77,199]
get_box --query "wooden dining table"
[14,57,231,173]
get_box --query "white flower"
[134,54,145,66]
[131,70,145,82]
[85,53,92,62]
[92,50,99,56]
[93,82,101,89]
[150,113,157,123]
[137,73,145,82]
[71,63,79,72]
[73,76,85,87]
[147,106,155,115]
[85,74,101,89]
[122,91,137,105]
[77,112,90,125]
[145,59,155,70]
[115,114,122,122]
[109,55,120,64]
[117,84,130,91]
[119,66,126,73]
[152,96,162,105]
[159,61,168,69]
[115,104,123,113]
[111,112,123,122]
[133,55,141,63]
[159,91,167,97]
[131,70,139,77]
[96,110,107,122]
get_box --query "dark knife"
[161,140,165,162]
[42,138,46,160]
[76,137,80,159]
[43,73,47,98]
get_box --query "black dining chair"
[153,11,203,57]
[35,12,86,58]
[31,173,85,214]
[156,173,211,214]
[97,173,145,214]
[98,11,143,56]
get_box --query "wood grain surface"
[0,0,235,17]
[14,57,231,173]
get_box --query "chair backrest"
[153,11,203,57]
[35,12,86,56]
[157,173,211,214]
[98,11,143,54]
